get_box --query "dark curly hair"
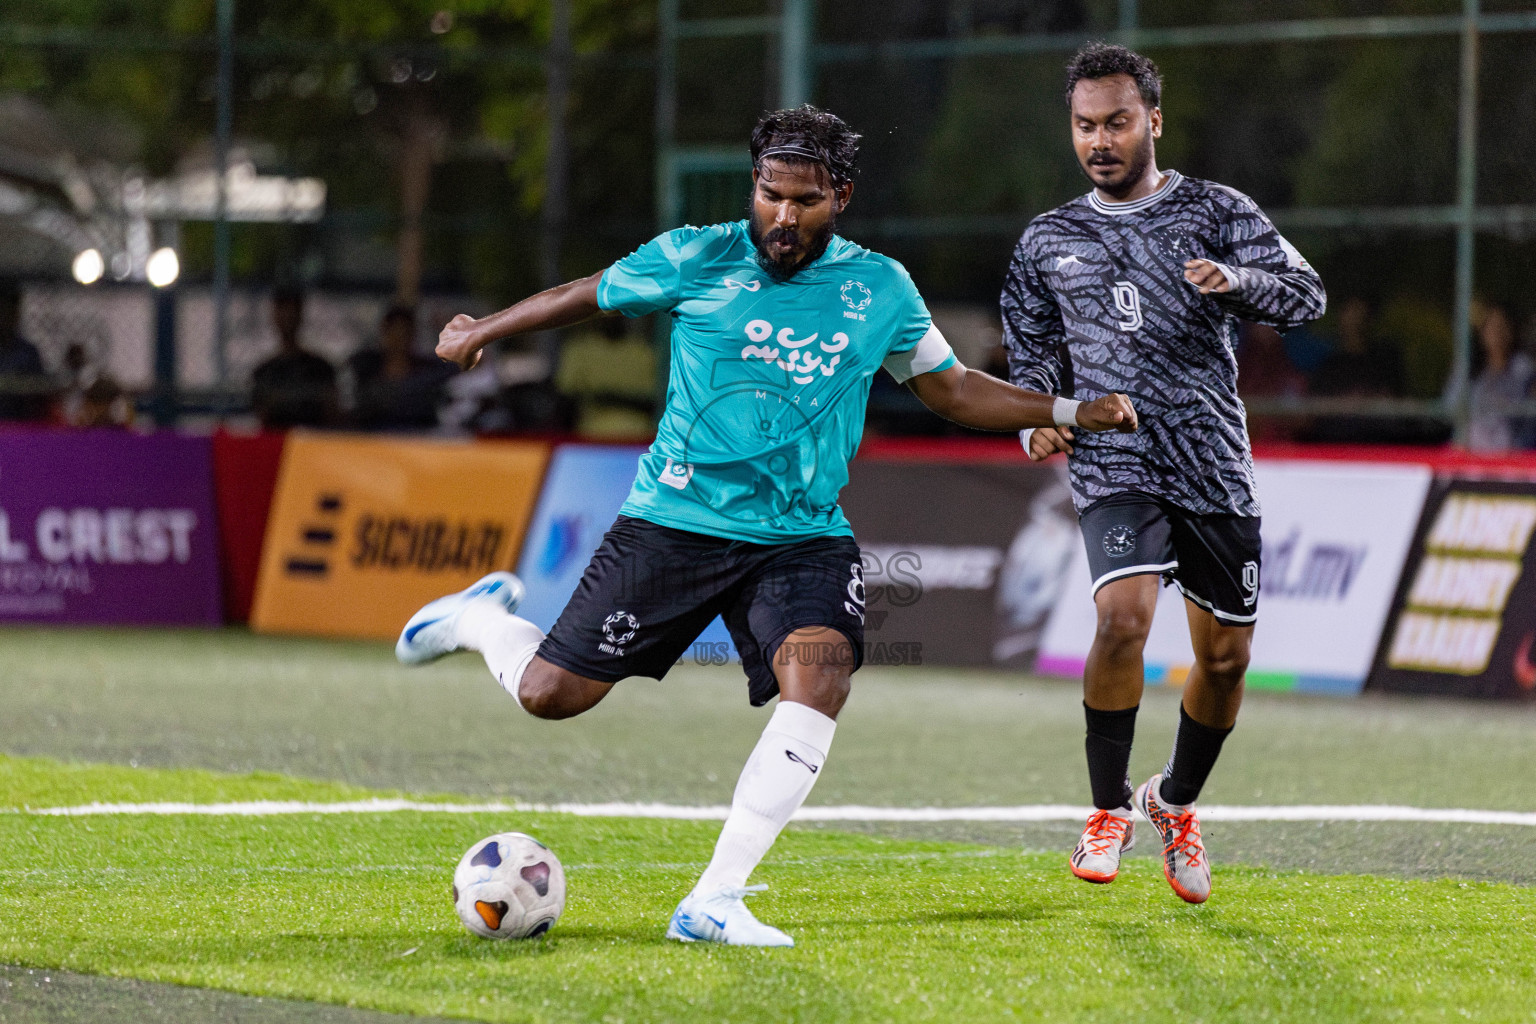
[750,104,861,188]
[1064,42,1162,108]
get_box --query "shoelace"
[1081,810,1132,857]
[1162,810,1205,868]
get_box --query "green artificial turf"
[5,627,1536,814]
[5,627,1536,1021]
[0,754,405,810]
[4,756,1535,1024]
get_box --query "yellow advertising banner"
[251,434,550,640]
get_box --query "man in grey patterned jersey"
[1002,42,1326,903]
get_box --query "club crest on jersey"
[840,280,872,312]
[1103,525,1136,558]
[740,319,848,385]
[601,610,639,652]
[1152,228,1201,265]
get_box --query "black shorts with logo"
[537,515,867,706]
[1079,491,1262,625]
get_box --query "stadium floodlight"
[72,248,105,285]
[146,247,180,288]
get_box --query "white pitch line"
[10,799,1536,827]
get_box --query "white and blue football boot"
[665,885,794,947]
[394,571,525,665]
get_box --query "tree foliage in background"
[2,0,1534,363]
[0,0,654,304]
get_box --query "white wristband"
[1052,397,1082,428]
[1210,262,1242,294]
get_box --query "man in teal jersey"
[397,105,1136,947]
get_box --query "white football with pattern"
[451,831,566,940]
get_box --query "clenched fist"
[1183,259,1232,295]
[1077,392,1137,433]
[1026,426,1075,461]
[437,314,484,370]
[1026,392,1137,462]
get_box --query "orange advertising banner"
[251,434,550,640]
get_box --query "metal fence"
[2,1,1536,445]
[657,0,1536,444]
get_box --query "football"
[451,832,566,939]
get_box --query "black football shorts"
[537,515,867,705]
[1078,491,1262,625]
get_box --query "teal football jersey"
[598,221,955,543]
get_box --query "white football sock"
[692,700,836,896]
[454,600,545,711]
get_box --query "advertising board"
[514,445,645,631]
[1367,478,1536,700]
[1036,461,1432,693]
[251,434,548,640]
[839,458,1076,667]
[0,428,222,625]
[211,430,287,623]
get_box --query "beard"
[1084,130,1155,199]
[748,205,837,282]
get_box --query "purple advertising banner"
[0,428,222,625]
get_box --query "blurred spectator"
[437,356,504,434]
[1304,296,1412,443]
[1236,322,1306,441]
[1466,302,1535,452]
[348,304,454,431]
[499,334,554,387]
[251,287,338,429]
[437,332,575,435]
[58,343,132,428]
[1310,296,1405,397]
[0,280,49,422]
[555,317,656,438]
[498,379,577,433]
[1380,294,1454,400]
[1279,321,1332,377]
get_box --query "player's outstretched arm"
[906,362,1136,434]
[436,271,609,370]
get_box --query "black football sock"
[1159,703,1233,807]
[1083,703,1138,810]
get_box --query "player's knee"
[515,672,565,719]
[775,635,853,716]
[516,662,586,720]
[1094,605,1153,653]
[1196,642,1250,686]
[815,666,852,710]
[783,659,851,713]
[792,667,849,718]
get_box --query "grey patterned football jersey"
[1001,171,1327,516]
